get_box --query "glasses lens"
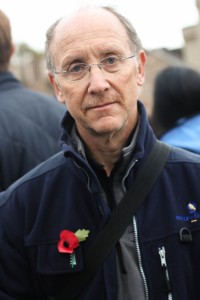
[55,55,134,81]
[62,63,88,81]
[101,56,121,72]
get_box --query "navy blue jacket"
[0,101,200,300]
[0,71,66,190]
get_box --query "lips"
[92,102,116,109]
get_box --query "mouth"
[89,102,117,110]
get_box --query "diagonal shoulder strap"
[56,140,171,300]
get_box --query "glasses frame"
[53,54,136,81]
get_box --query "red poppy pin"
[57,229,90,254]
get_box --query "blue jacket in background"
[0,71,66,190]
[160,114,200,154]
[0,101,200,300]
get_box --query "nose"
[87,66,110,94]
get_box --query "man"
[0,5,200,300]
[0,9,66,190]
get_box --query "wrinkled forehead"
[51,8,130,56]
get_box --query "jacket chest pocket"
[143,228,200,300]
[36,242,84,275]
[27,242,85,299]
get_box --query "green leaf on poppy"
[75,229,90,242]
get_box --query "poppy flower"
[57,229,90,254]
[57,230,79,254]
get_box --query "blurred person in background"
[150,66,200,154]
[0,9,66,190]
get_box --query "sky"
[1,0,199,52]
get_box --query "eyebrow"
[60,45,125,68]
[61,57,84,69]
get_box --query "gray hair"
[45,5,143,71]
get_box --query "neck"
[86,138,123,176]
[78,119,138,177]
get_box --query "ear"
[48,73,65,104]
[137,50,146,86]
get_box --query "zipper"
[73,159,105,216]
[122,158,138,192]
[158,246,173,300]
[73,159,92,192]
[133,217,149,300]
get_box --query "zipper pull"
[158,246,167,267]
[158,246,172,294]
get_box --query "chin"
[85,115,127,135]
[90,123,124,136]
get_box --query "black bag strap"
[55,140,171,300]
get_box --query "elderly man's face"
[49,8,146,138]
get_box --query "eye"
[102,56,119,65]
[68,63,87,73]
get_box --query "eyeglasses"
[53,55,135,82]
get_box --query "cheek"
[117,66,138,85]
[115,69,139,97]
[62,90,83,117]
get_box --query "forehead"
[51,8,131,62]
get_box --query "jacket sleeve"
[0,195,35,300]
